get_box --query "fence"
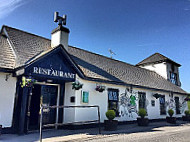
[39,105,101,142]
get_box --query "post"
[97,106,101,134]
[39,106,43,142]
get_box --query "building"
[0,16,189,134]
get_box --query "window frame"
[159,95,166,115]
[107,88,119,116]
[81,90,89,104]
[138,92,146,110]
[175,96,181,114]
[170,72,177,85]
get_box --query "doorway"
[28,83,59,130]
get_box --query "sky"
[0,0,189,92]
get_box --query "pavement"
[0,120,190,142]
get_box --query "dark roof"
[136,53,181,67]
[0,25,187,94]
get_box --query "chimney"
[51,12,70,50]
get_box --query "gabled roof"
[136,53,181,67]
[0,25,187,94]
[0,33,15,69]
[23,45,84,78]
[1,25,51,68]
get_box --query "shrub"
[185,110,190,116]
[138,108,147,118]
[106,110,116,120]
[168,109,174,117]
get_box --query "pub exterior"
[0,14,189,134]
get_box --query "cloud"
[0,0,26,19]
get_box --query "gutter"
[84,77,189,96]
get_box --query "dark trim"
[137,59,181,67]
[12,77,22,133]
[84,77,189,96]
[2,127,15,134]
[58,83,65,123]
[0,68,14,73]
[14,45,85,79]
[51,25,70,34]
[19,87,30,134]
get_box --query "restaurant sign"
[33,67,75,79]
[25,50,77,81]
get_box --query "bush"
[168,109,174,117]
[106,110,116,120]
[185,110,190,116]
[138,108,147,118]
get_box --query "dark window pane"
[175,97,181,114]
[138,92,146,109]
[108,89,119,116]
[160,95,166,115]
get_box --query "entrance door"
[28,84,58,130]
[41,85,58,125]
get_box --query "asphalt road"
[73,123,190,142]
[1,121,190,142]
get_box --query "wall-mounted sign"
[151,100,155,107]
[25,51,76,81]
[82,91,89,103]
[33,67,75,79]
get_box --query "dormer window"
[170,72,177,85]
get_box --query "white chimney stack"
[51,12,70,50]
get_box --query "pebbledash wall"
[0,73,16,127]
[63,76,188,123]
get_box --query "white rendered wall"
[0,73,16,128]
[140,62,168,79]
[64,77,187,123]
[63,82,76,123]
[51,30,69,50]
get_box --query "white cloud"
[0,0,25,19]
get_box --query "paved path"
[0,121,190,142]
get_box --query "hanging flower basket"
[72,81,83,90]
[20,76,37,88]
[95,85,106,92]
[153,93,161,99]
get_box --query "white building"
[0,17,189,134]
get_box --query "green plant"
[168,109,174,117]
[106,110,116,120]
[185,110,190,116]
[72,81,83,90]
[138,108,147,118]
[20,76,36,88]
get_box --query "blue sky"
[0,0,189,92]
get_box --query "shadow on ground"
[1,120,190,142]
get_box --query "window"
[138,92,146,109]
[81,91,89,103]
[108,89,119,116]
[160,95,166,115]
[175,97,181,114]
[170,72,177,85]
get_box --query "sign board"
[25,51,76,82]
